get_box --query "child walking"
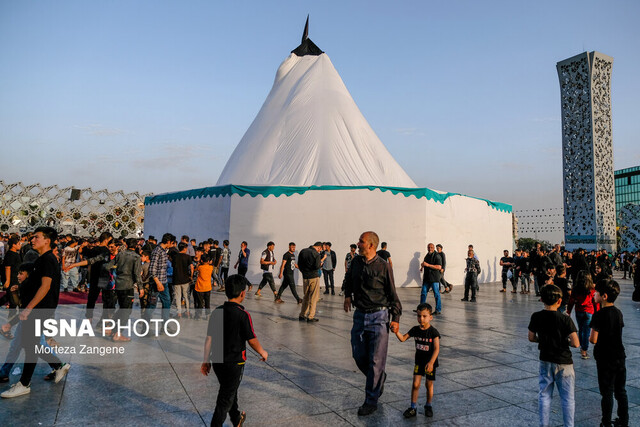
[395,303,440,418]
[194,254,213,319]
[567,271,597,359]
[528,284,579,427]
[589,279,628,427]
[201,274,268,427]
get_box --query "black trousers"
[258,273,276,292]
[597,359,628,426]
[237,265,247,277]
[323,270,334,292]
[86,284,116,320]
[277,274,300,300]
[501,271,515,290]
[196,291,211,317]
[114,289,134,325]
[464,273,477,300]
[19,314,63,386]
[211,363,244,427]
[220,267,229,285]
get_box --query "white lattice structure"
[620,204,640,252]
[557,52,616,252]
[0,180,148,237]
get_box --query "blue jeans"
[539,361,575,427]
[421,282,441,312]
[61,267,79,291]
[0,323,57,377]
[350,309,389,406]
[145,283,171,322]
[574,311,592,352]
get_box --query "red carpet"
[58,291,102,305]
[0,291,101,305]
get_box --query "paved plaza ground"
[1,273,639,426]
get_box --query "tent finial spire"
[302,15,309,43]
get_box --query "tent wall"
[144,188,512,288]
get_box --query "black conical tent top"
[291,15,324,56]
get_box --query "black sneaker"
[307,318,319,322]
[331,291,335,295]
[323,290,330,294]
[298,316,306,321]
[403,407,417,418]
[460,298,468,301]
[424,405,433,417]
[470,298,476,302]
[433,311,441,315]
[357,403,377,416]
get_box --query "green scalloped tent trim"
[144,185,512,213]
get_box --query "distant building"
[615,166,640,216]
[557,52,616,252]
[514,208,565,244]
[615,165,640,251]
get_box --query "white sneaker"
[54,363,71,384]
[1,382,31,398]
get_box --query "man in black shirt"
[590,279,628,427]
[376,242,393,269]
[202,275,268,427]
[66,232,114,322]
[420,243,442,314]
[499,250,515,293]
[298,242,323,321]
[436,244,451,293]
[1,227,69,398]
[344,231,402,416]
[275,242,302,304]
[172,242,193,318]
[2,236,22,303]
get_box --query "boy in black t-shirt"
[395,303,440,418]
[201,275,268,427]
[589,279,628,427]
[528,284,579,427]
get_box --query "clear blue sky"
[1,0,638,209]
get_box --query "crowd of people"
[0,229,638,426]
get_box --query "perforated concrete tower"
[557,52,615,252]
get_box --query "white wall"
[144,188,512,288]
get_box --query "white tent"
[145,23,512,288]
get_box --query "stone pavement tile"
[475,377,539,404]
[387,388,509,422]
[0,389,60,426]
[288,373,358,394]
[574,370,600,391]
[506,358,540,375]
[192,377,331,425]
[476,350,531,365]
[54,409,205,426]
[435,355,500,375]
[438,404,540,426]
[441,365,535,388]
[278,411,354,427]
[503,346,542,361]
[56,383,196,424]
[623,357,640,381]
[309,384,368,411]
[337,402,414,426]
